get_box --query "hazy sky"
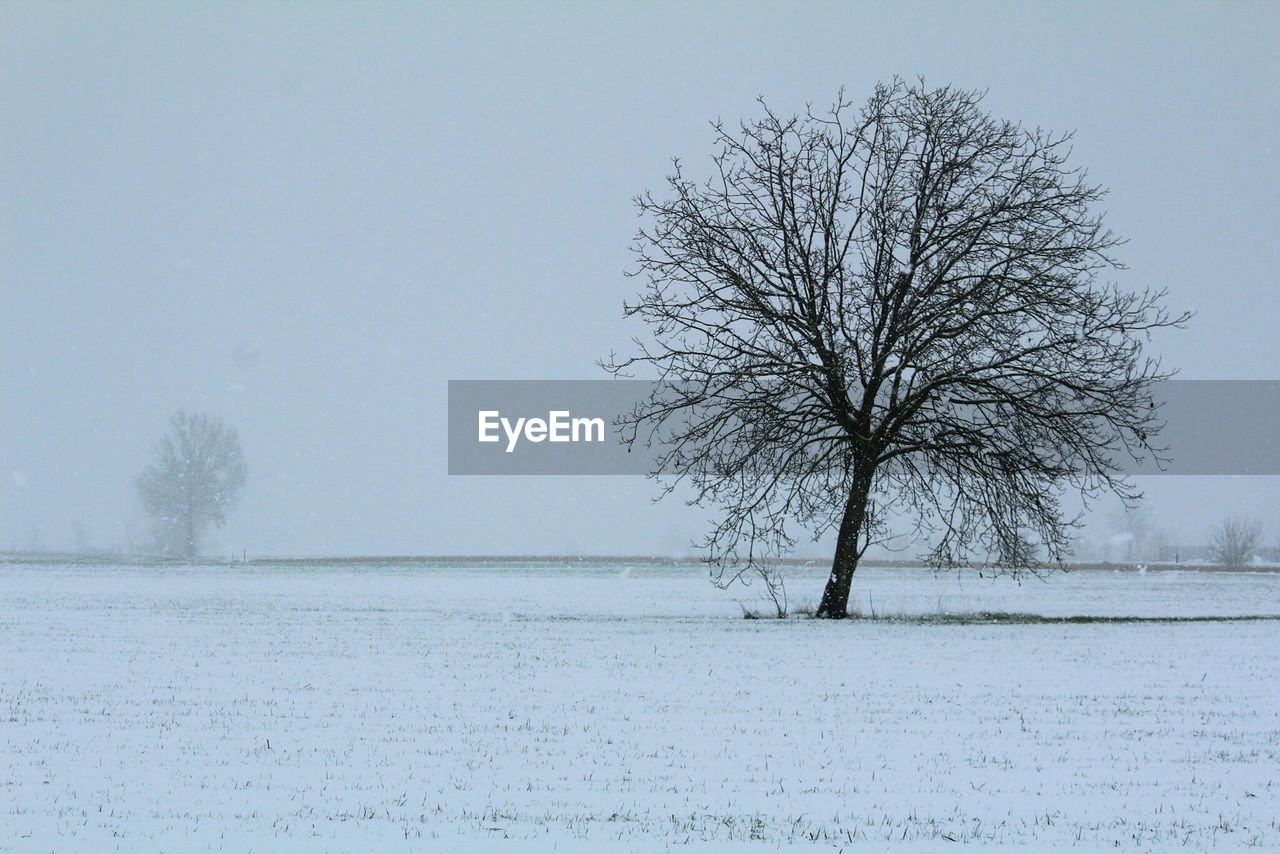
[3,1,1278,556]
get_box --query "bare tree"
[1208,517,1262,567]
[1148,526,1175,562]
[137,411,247,558]
[753,558,790,618]
[70,518,91,553]
[1107,497,1154,562]
[605,79,1188,617]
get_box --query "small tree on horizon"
[1107,497,1155,562]
[605,79,1188,617]
[137,411,247,559]
[1208,517,1262,567]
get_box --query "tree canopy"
[606,79,1188,616]
[137,410,247,559]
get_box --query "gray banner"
[1127,380,1280,475]
[447,380,659,474]
[448,380,1280,476]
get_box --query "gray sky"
[3,1,1278,557]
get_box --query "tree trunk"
[815,475,873,618]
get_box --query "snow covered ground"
[3,560,1279,852]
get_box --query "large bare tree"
[605,79,1188,617]
[137,411,247,558]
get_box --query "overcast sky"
[3,1,1278,557]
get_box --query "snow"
[3,561,1279,851]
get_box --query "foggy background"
[3,1,1278,558]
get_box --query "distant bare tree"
[23,523,45,553]
[137,411,247,558]
[1148,526,1175,562]
[70,518,91,553]
[1108,498,1154,561]
[605,79,1188,617]
[1208,517,1262,567]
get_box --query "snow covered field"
[4,560,1279,852]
